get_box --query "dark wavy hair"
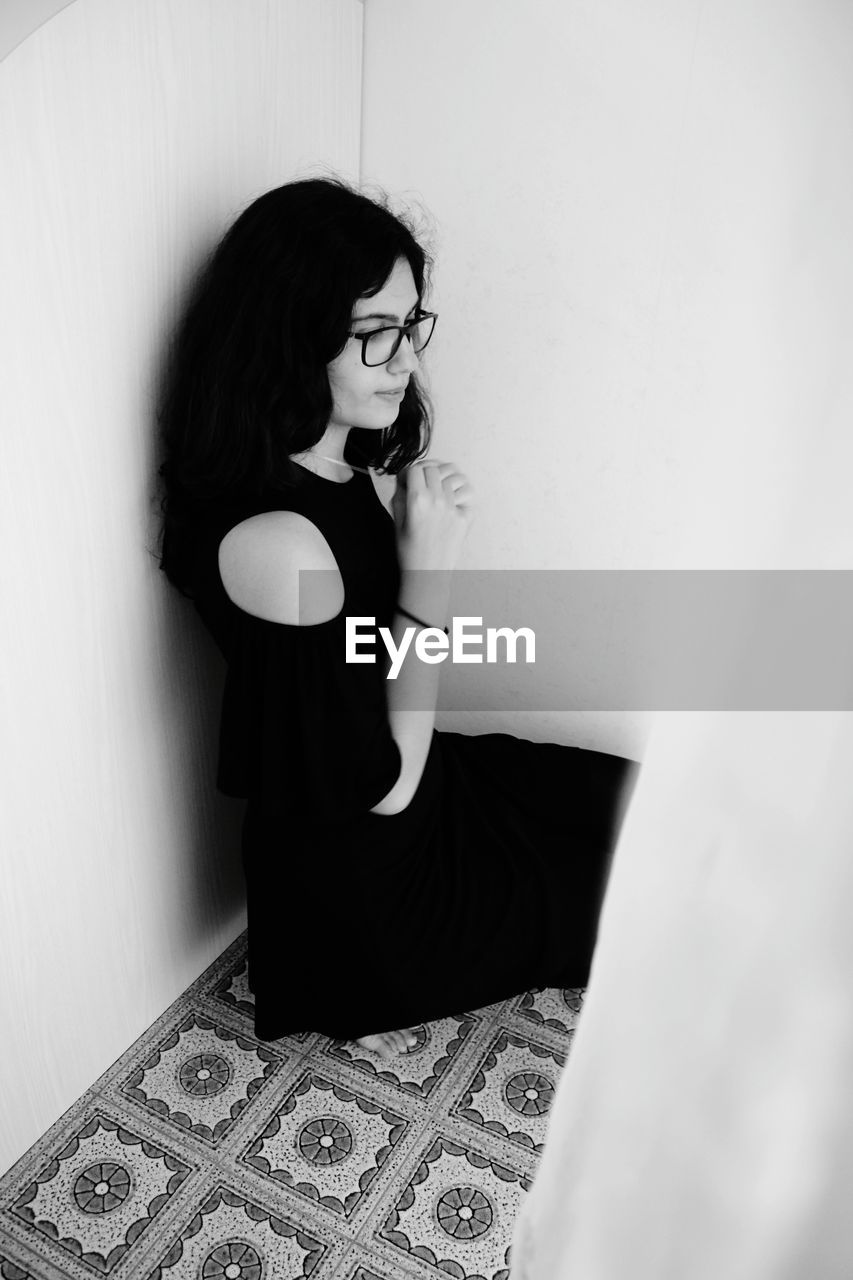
[155,175,434,593]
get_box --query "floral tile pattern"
[0,930,587,1279]
[240,1072,408,1219]
[6,1112,196,1275]
[150,1184,328,1279]
[452,1030,567,1155]
[121,1011,290,1145]
[515,987,585,1034]
[0,1255,36,1280]
[378,1135,531,1280]
[334,1254,399,1280]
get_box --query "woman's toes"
[355,1029,417,1059]
[356,1033,389,1059]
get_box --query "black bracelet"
[396,603,449,635]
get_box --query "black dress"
[186,463,638,1043]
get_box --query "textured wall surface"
[0,0,362,1174]
[361,0,850,757]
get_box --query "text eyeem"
[346,616,536,680]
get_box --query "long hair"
[155,175,434,593]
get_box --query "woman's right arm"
[369,460,475,816]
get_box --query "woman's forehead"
[357,258,418,310]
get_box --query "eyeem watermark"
[346,616,536,680]
[299,570,853,709]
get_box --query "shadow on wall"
[144,248,248,946]
[151,579,247,944]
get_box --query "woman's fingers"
[398,460,476,538]
[405,459,450,484]
[407,459,470,496]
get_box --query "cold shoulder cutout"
[217,510,345,627]
[182,466,403,822]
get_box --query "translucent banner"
[299,570,853,710]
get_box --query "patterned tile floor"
[0,930,585,1280]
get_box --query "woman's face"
[327,256,421,431]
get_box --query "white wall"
[355,4,853,1274]
[361,0,851,756]
[0,0,362,1174]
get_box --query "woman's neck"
[289,424,370,478]
[302,425,350,464]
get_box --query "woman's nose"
[389,334,419,374]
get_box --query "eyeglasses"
[347,311,438,367]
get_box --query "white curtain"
[510,708,853,1279]
[509,2,853,1272]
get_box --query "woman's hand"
[391,459,476,572]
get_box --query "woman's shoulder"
[217,509,344,627]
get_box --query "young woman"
[157,176,639,1059]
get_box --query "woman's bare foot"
[356,1027,419,1060]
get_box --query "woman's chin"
[366,407,401,429]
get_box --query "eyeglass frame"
[345,310,438,367]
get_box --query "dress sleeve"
[216,609,402,822]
